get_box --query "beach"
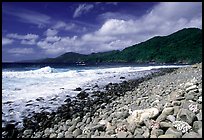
[2,63,202,138]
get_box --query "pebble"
[49,133,57,138]
[64,131,73,138]
[117,131,128,138]
[73,128,82,137]
[57,132,64,138]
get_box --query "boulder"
[193,121,202,132]
[117,131,128,138]
[150,129,164,138]
[160,121,173,128]
[166,115,175,123]
[176,109,196,125]
[196,110,202,121]
[165,127,182,138]
[198,128,202,137]
[73,128,82,137]
[182,131,201,138]
[127,108,159,124]
[156,107,174,122]
[64,131,74,138]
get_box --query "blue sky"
[2,2,202,62]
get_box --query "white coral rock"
[173,121,191,133]
[188,103,199,113]
[127,108,159,124]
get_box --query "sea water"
[2,63,188,128]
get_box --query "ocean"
[2,63,188,128]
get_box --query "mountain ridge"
[27,28,202,64]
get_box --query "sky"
[2,2,202,62]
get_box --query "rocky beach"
[2,63,202,138]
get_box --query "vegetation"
[38,28,202,64]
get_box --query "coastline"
[2,63,202,138]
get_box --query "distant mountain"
[34,28,202,64]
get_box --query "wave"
[2,66,57,78]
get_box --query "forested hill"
[36,28,202,64]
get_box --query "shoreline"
[2,63,202,138]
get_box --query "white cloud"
[21,39,36,45]
[7,33,39,40]
[45,36,61,43]
[44,29,58,37]
[8,48,34,54]
[95,2,202,42]
[37,36,82,55]
[6,33,39,45]
[2,38,14,45]
[73,4,94,18]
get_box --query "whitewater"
[2,64,188,128]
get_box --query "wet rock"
[120,77,125,79]
[23,129,33,136]
[36,97,44,101]
[176,108,196,125]
[77,91,89,99]
[74,87,82,91]
[182,131,201,138]
[33,131,43,138]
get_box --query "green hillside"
[37,28,202,64]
